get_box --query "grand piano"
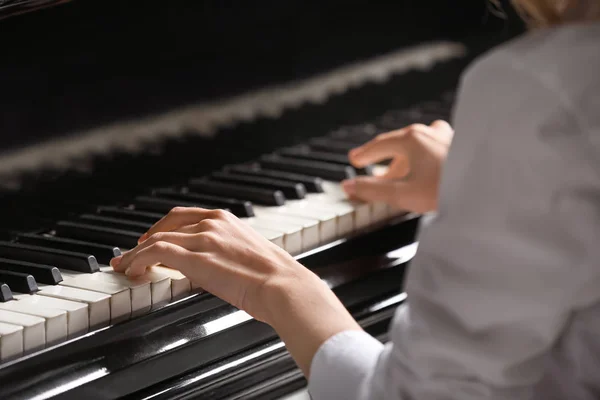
[0,1,524,398]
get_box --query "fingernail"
[342,180,355,195]
[124,267,131,276]
[110,255,122,268]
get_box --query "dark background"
[0,0,524,154]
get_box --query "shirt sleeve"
[308,50,600,400]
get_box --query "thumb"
[342,176,403,204]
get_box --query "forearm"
[265,268,361,376]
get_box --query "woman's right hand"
[342,120,453,213]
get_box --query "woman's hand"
[342,120,453,213]
[110,207,310,323]
[110,207,361,375]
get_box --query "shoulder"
[452,22,600,175]
[461,22,600,131]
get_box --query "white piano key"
[287,198,354,237]
[0,302,67,345]
[314,181,372,230]
[254,205,337,244]
[99,266,172,308]
[369,165,392,223]
[57,278,131,323]
[148,266,191,299]
[0,322,23,362]
[0,310,45,354]
[60,270,152,315]
[35,286,110,329]
[13,295,88,338]
[249,213,320,251]
[243,218,303,255]
[250,226,285,249]
[372,202,390,222]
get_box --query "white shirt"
[308,22,600,400]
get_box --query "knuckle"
[211,209,230,220]
[200,232,222,248]
[374,132,391,142]
[148,231,166,243]
[169,206,188,215]
[149,241,172,253]
[408,123,424,130]
[197,218,218,231]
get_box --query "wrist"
[262,262,361,376]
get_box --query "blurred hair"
[490,0,600,27]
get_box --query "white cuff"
[308,330,384,400]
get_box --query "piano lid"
[0,0,71,20]
[0,1,520,183]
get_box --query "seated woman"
[111,1,600,398]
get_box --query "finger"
[138,207,217,244]
[348,128,412,167]
[112,231,206,272]
[428,120,454,142]
[383,157,410,179]
[341,176,406,204]
[430,119,452,131]
[120,241,196,277]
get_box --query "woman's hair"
[509,0,600,26]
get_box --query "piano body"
[0,1,524,398]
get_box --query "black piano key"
[307,137,358,155]
[0,270,39,294]
[54,221,141,250]
[0,284,13,302]
[258,155,356,181]
[96,206,163,225]
[225,165,324,193]
[133,196,228,216]
[0,258,62,285]
[78,214,153,232]
[0,242,99,273]
[187,179,285,206]
[16,234,121,265]
[278,146,374,175]
[209,171,306,200]
[152,188,255,218]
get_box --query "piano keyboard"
[0,92,454,364]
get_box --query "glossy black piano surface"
[0,1,525,399]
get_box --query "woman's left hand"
[110,206,316,323]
